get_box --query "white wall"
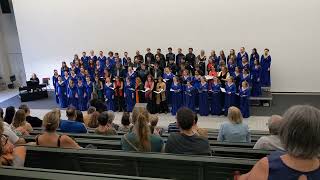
[12,0,320,92]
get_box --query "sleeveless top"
[36,134,62,147]
[268,151,320,180]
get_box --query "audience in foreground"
[35,109,80,148]
[217,106,250,143]
[253,115,284,151]
[95,112,117,135]
[83,106,96,126]
[11,109,33,136]
[240,105,320,180]
[165,107,211,155]
[192,113,208,138]
[118,112,132,133]
[59,107,87,133]
[19,104,42,127]
[87,111,100,128]
[121,107,164,152]
[149,114,163,136]
[1,113,25,145]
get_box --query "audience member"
[4,106,15,124]
[118,112,132,133]
[19,104,42,127]
[11,109,33,136]
[217,106,250,143]
[95,112,117,135]
[253,115,284,151]
[1,114,25,145]
[35,109,80,148]
[75,110,84,123]
[165,107,211,155]
[192,113,208,138]
[90,92,106,113]
[107,110,119,130]
[121,107,164,152]
[0,120,26,167]
[83,106,96,126]
[167,121,180,133]
[87,111,100,128]
[241,105,320,180]
[149,115,163,136]
[59,107,87,133]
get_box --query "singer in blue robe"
[98,55,107,69]
[250,53,259,69]
[224,82,236,115]
[81,55,89,69]
[70,74,78,85]
[239,87,250,118]
[240,72,251,86]
[210,83,222,115]
[107,56,116,68]
[198,82,209,116]
[236,52,249,66]
[104,82,115,111]
[163,72,174,104]
[170,82,182,115]
[77,82,87,111]
[52,75,59,104]
[261,54,271,87]
[124,81,135,112]
[57,80,68,108]
[184,84,195,112]
[251,65,262,96]
[67,84,78,109]
[193,76,201,109]
[126,71,136,86]
[85,80,94,102]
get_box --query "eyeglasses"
[1,134,9,147]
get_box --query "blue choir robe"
[96,65,105,78]
[52,75,59,104]
[85,81,94,101]
[98,56,107,69]
[124,82,135,112]
[227,63,236,73]
[88,66,95,79]
[261,55,271,87]
[240,74,251,86]
[198,83,209,116]
[81,56,89,68]
[121,57,128,67]
[77,73,86,82]
[89,55,97,62]
[210,83,222,115]
[240,63,250,71]
[170,83,182,115]
[104,83,115,111]
[193,76,201,108]
[70,75,78,85]
[107,56,116,68]
[236,52,249,66]
[224,83,236,114]
[184,85,195,112]
[231,72,242,92]
[57,81,68,108]
[239,87,250,118]
[126,72,136,86]
[251,66,262,97]
[77,84,87,111]
[70,67,80,75]
[60,67,69,78]
[250,53,260,69]
[163,73,174,104]
[63,75,70,86]
[105,63,113,74]
[67,85,78,109]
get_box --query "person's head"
[210,65,216,71]
[62,61,67,67]
[213,77,220,84]
[178,48,182,53]
[78,79,83,86]
[108,51,114,57]
[227,106,243,124]
[75,110,84,123]
[64,71,69,77]
[242,81,249,89]
[87,106,96,115]
[194,70,200,76]
[146,48,151,52]
[124,51,128,56]
[186,80,192,87]
[252,48,257,54]
[85,76,91,83]
[66,107,77,120]
[0,108,3,119]
[4,106,15,124]
[173,76,178,83]
[132,107,150,152]
[230,49,235,55]
[156,48,161,54]
[188,48,193,53]
[43,110,60,132]
[279,105,320,159]
[220,50,225,56]
[147,75,153,82]
[18,104,30,116]
[150,114,159,127]
[221,66,227,73]
[128,66,133,73]
[240,47,245,53]
[168,47,172,53]
[82,51,86,56]
[200,50,205,56]
[211,50,216,56]
[98,112,109,126]
[99,51,103,56]
[90,50,94,55]
[53,69,58,76]
[31,73,37,79]
[136,50,140,55]
[69,79,74,87]
[227,76,234,84]
[105,76,111,83]
[243,68,249,75]
[176,107,195,130]
[155,55,160,61]
[266,115,282,135]
[254,59,260,66]
[200,76,206,83]
[235,66,240,73]
[136,77,142,85]
[164,67,170,74]
[121,112,130,126]
[264,48,269,55]
[107,110,115,124]
[12,109,26,128]
[88,111,100,128]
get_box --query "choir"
[52,47,272,118]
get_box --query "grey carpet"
[0,91,319,116]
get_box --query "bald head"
[267,115,282,135]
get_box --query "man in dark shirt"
[185,48,196,73]
[134,50,144,65]
[145,48,155,64]
[165,107,211,155]
[166,47,175,66]
[19,104,42,127]
[155,48,166,66]
[176,48,185,66]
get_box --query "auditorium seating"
[0,166,169,180]
[24,146,256,180]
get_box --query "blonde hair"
[43,110,60,132]
[132,107,151,152]
[12,109,26,128]
[227,106,243,124]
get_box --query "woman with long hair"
[4,106,15,125]
[11,109,33,136]
[121,107,163,152]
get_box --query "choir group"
[52,47,272,118]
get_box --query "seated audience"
[121,107,164,152]
[167,121,180,133]
[75,110,84,123]
[253,115,284,151]
[59,107,87,133]
[1,114,25,145]
[19,104,42,127]
[0,120,26,167]
[107,110,119,130]
[90,92,106,113]
[149,115,163,136]
[87,111,100,128]
[241,105,320,180]
[95,112,117,135]
[83,106,96,126]
[118,112,132,133]
[10,109,33,136]
[192,113,208,138]
[35,109,80,148]
[4,106,15,124]
[217,106,251,143]
[165,107,211,155]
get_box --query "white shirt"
[253,135,284,151]
[3,122,19,144]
